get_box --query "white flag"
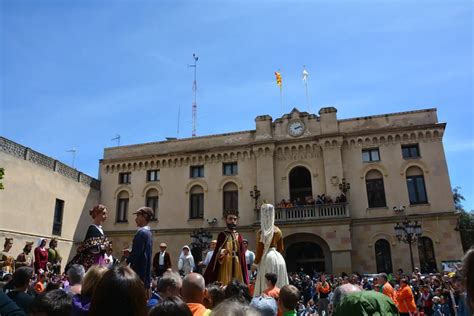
[302,69,309,83]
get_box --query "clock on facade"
[287,120,305,137]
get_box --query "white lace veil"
[179,245,191,260]
[260,203,275,255]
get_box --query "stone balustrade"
[256,203,350,223]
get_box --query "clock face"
[287,120,305,137]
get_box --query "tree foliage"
[453,187,474,251]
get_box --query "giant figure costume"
[203,210,248,285]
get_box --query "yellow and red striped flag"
[275,71,282,87]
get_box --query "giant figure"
[203,210,248,285]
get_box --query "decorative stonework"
[342,128,444,149]
[184,180,208,194]
[218,177,243,191]
[141,183,164,197]
[275,143,321,161]
[104,148,256,174]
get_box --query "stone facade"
[99,107,463,275]
[0,137,100,268]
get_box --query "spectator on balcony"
[277,200,285,208]
[305,196,315,205]
[317,195,325,204]
[325,196,334,204]
[292,199,300,207]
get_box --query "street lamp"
[339,178,351,194]
[394,218,422,272]
[250,185,261,211]
[190,228,213,251]
[190,228,213,274]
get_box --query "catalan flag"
[275,71,282,87]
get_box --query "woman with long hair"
[65,204,110,272]
[252,203,289,297]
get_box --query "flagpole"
[303,65,311,113]
[280,86,283,113]
[305,80,310,113]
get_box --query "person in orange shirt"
[316,274,331,316]
[182,273,211,316]
[34,272,46,293]
[262,272,280,299]
[396,278,417,316]
[378,273,397,305]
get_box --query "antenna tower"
[189,53,199,137]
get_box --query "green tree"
[0,168,4,190]
[453,187,474,251]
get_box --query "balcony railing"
[256,203,350,223]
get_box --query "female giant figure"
[253,203,289,296]
[66,205,110,272]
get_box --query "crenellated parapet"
[1,137,99,189]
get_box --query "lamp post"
[190,228,213,273]
[394,218,422,272]
[249,185,261,211]
[338,178,351,194]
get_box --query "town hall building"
[98,107,463,275]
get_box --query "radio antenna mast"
[66,148,77,168]
[111,134,121,147]
[188,53,199,137]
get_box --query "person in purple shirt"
[127,207,154,292]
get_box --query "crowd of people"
[287,265,474,316]
[276,193,347,209]
[0,202,472,316]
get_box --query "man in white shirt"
[152,242,172,277]
[243,239,255,278]
[200,240,217,271]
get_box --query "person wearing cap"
[15,242,34,270]
[127,206,154,291]
[153,242,172,277]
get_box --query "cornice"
[350,211,457,226]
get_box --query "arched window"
[145,189,159,221]
[116,191,129,223]
[406,167,428,204]
[223,182,238,214]
[289,166,312,203]
[418,236,437,273]
[375,239,393,273]
[189,185,204,219]
[366,170,387,208]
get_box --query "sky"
[1,0,473,209]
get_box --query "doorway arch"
[289,166,312,203]
[284,233,332,274]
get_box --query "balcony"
[256,203,350,223]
